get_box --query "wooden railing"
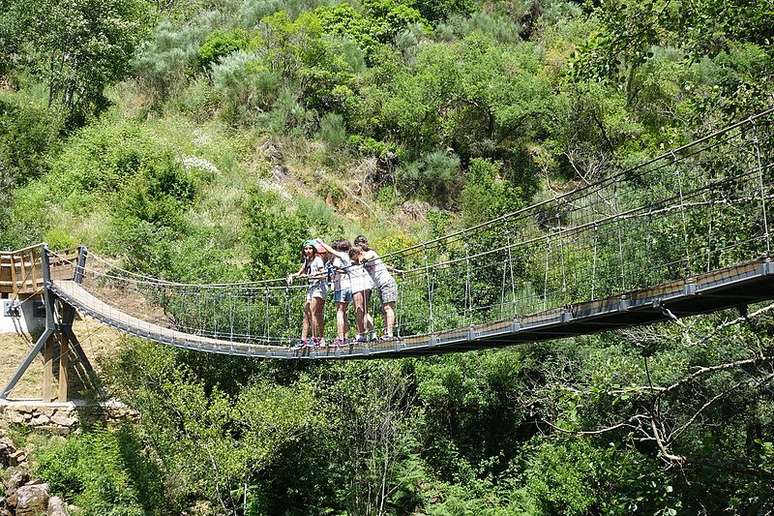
[0,245,78,297]
[0,245,44,296]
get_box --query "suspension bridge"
[1,109,773,400]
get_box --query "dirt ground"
[0,316,123,400]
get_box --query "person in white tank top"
[348,245,374,343]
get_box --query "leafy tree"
[9,0,152,124]
[0,94,62,186]
[461,158,524,225]
[105,341,317,513]
[33,427,162,514]
[244,187,314,279]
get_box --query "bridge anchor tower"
[0,246,98,402]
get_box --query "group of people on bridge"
[287,235,400,349]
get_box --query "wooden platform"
[0,246,43,296]
[49,257,774,360]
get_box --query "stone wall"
[0,400,138,433]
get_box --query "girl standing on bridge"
[317,239,352,347]
[354,235,399,340]
[287,240,327,348]
[348,245,374,343]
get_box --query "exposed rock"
[0,437,20,467]
[2,399,139,432]
[8,411,26,424]
[50,410,78,428]
[30,414,50,426]
[37,406,56,418]
[15,483,49,516]
[10,449,27,465]
[48,495,69,516]
[258,139,289,182]
[5,466,31,507]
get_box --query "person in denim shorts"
[319,239,352,347]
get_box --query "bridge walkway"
[50,257,774,360]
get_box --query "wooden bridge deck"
[50,257,774,360]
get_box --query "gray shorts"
[377,278,398,304]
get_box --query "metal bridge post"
[60,245,96,380]
[74,245,88,284]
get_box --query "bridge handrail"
[33,107,774,291]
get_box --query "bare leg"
[310,297,325,340]
[302,301,311,341]
[314,298,325,341]
[353,291,367,335]
[383,302,396,337]
[336,302,349,339]
[364,290,374,333]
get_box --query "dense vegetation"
[1,0,773,513]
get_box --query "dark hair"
[348,245,363,261]
[354,235,369,251]
[337,239,351,252]
[301,243,316,262]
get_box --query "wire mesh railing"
[35,108,774,356]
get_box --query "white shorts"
[306,283,327,301]
[350,274,373,294]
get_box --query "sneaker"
[379,334,395,342]
[318,338,327,349]
[292,339,306,350]
[354,334,369,344]
[333,338,346,348]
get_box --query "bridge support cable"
[506,233,517,318]
[674,152,693,276]
[3,109,771,363]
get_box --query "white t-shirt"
[332,255,351,291]
[349,261,373,293]
[305,256,326,288]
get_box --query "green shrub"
[412,0,474,23]
[133,13,223,97]
[211,51,282,124]
[318,112,348,148]
[32,428,162,515]
[397,150,460,205]
[118,154,197,227]
[198,28,252,69]
[460,158,524,225]
[49,120,161,197]
[0,92,63,187]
